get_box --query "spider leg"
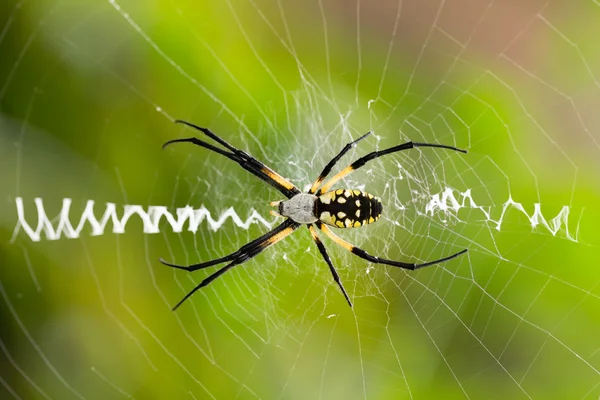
[307,225,353,307]
[319,141,467,193]
[316,222,467,271]
[160,218,297,271]
[164,120,301,198]
[163,136,290,196]
[175,120,240,154]
[160,252,236,272]
[170,261,237,311]
[309,131,372,194]
[166,218,300,310]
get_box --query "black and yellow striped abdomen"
[316,189,382,228]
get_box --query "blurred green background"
[1,0,600,399]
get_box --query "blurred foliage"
[1,0,600,399]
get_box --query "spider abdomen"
[316,189,382,228]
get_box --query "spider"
[161,120,468,310]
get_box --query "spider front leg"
[166,120,301,198]
[162,219,300,310]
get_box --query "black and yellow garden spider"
[161,120,468,310]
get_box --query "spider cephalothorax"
[161,120,468,310]
[275,193,318,224]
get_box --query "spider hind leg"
[317,222,467,271]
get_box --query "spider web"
[1,0,600,398]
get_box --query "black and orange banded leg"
[309,131,372,194]
[307,225,353,307]
[319,141,467,193]
[164,120,301,199]
[163,219,300,310]
[317,222,467,272]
